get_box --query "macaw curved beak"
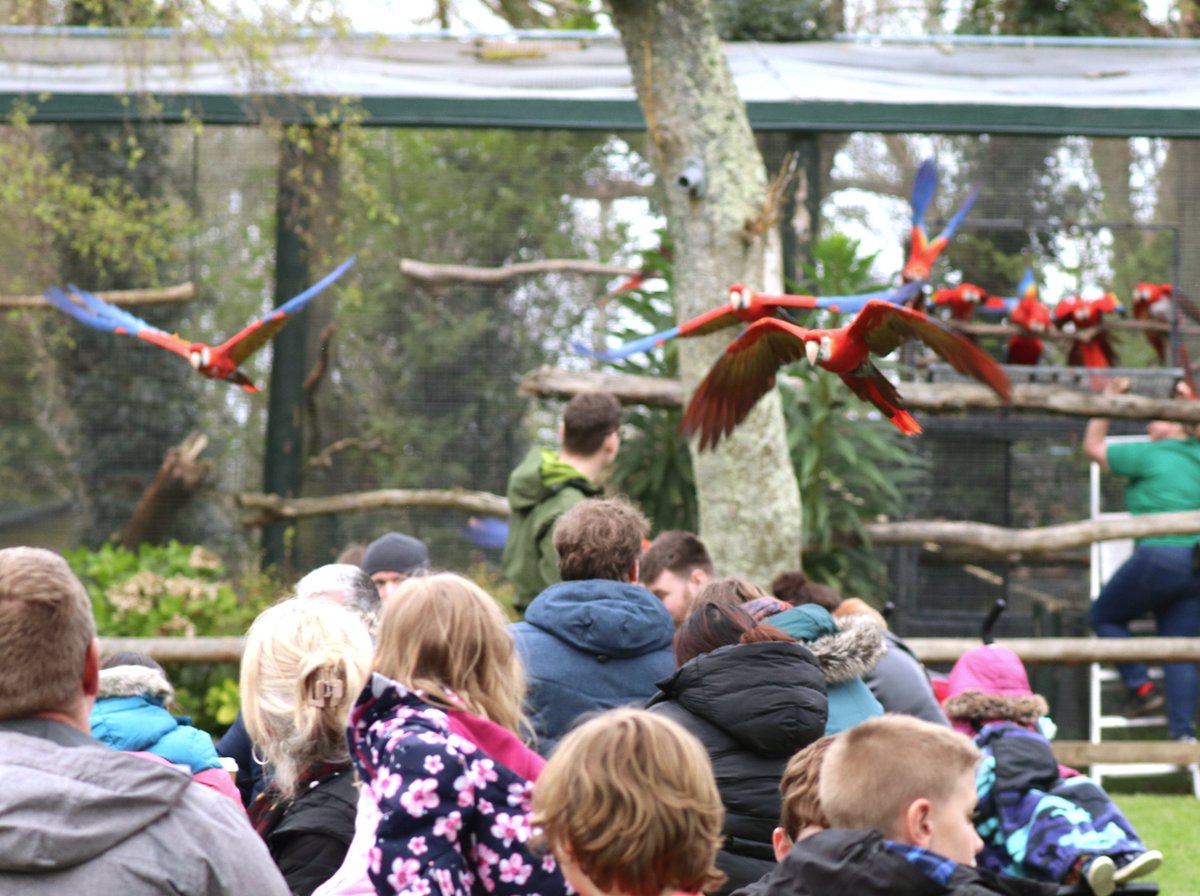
[805,341,820,365]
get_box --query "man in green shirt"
[503,392,623,614]
[1084,377,1200,739]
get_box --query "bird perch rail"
[1,282,196,309]
[236,487,510,527]
[517,366,1200,422]
[237,484,1200,554]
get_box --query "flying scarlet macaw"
[575,280,925,362]
[44,256,356,392]
[902,159,982,285]
[1005,269,1052,366]
[1053,292,1122,369]
[680,299,1012,448]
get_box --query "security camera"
[676,157,706,200]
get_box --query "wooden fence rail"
[105,635,1200,667]
[110,635,1200,767]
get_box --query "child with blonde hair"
[240,599,373,895]
[533,708,726,896]
[739,716,1056,896]
[319,573,567,896]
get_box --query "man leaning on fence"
[0,546,290,896]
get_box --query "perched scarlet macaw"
[574,281,924,362]
[43,257,356,392]
[932,283,990,323]
[1005,269,1052,366]
[1053,292,1122,369]
[901,159,982,285]
[680,299,1012,448]
[1132,282,1173,363]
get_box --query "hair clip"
[307,677,345,708]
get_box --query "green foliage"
[600,241,699,534]
[66,541,281,733]
[785,235,926,600]
[958,0,1157,37]
[712,0,835,41]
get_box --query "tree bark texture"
[608,0,802,578]
[118,432,211,549]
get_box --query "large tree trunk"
[607,0,802,578]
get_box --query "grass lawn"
[1117,793,1200,893]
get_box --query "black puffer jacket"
[646,641,828,896]
[733,829,1057,896]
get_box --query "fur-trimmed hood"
[97,664,174,705]
[770,606,885,684]
[943,689,1049,728]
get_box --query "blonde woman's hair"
[240,599,372,796]
[819,715,981,839]
[0,547,96,720]
[373,573,526,736]
[533,708,726,896]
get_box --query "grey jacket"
[0,718,290,895]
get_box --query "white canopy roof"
[1,28,1196,135]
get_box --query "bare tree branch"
[865,511,1200,552]
[305,436,392,470]
[237,487,510,527]
[400,258,647,288]
[517,366,1200,422]
[4,282,196,309]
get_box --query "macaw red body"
[1005,272,1052,366]
[901,159,982,284]
[1053,293,1122,369]
[574,281,924,362]
[43,257,356,392]
[1132,282,1173,363]
[680,300,1012,449]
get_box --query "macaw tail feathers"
[910,159,939,227]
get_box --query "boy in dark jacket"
[736,715,1056,896]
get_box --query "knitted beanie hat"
[362,532,430,577]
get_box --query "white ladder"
[1087,445,1200,797]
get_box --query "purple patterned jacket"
[348,673,569,896]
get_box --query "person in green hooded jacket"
[503,392,622,614]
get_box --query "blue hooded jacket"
[89,664,223,774]
[510,579,675,754]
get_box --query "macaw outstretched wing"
[46,285,192,358]
[910,159,939,230]
[215,256,356,365]
[572,325,681,362]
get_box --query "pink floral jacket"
[347,674,569,896]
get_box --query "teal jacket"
[502,447,602,613]
[769,604,885,735]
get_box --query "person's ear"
[772,826,792,863]
[900,798,934,849]
[629,558,640,584]
[82,638,101,699]
[688,567,710,588]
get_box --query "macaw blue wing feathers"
[910,159,939,227]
